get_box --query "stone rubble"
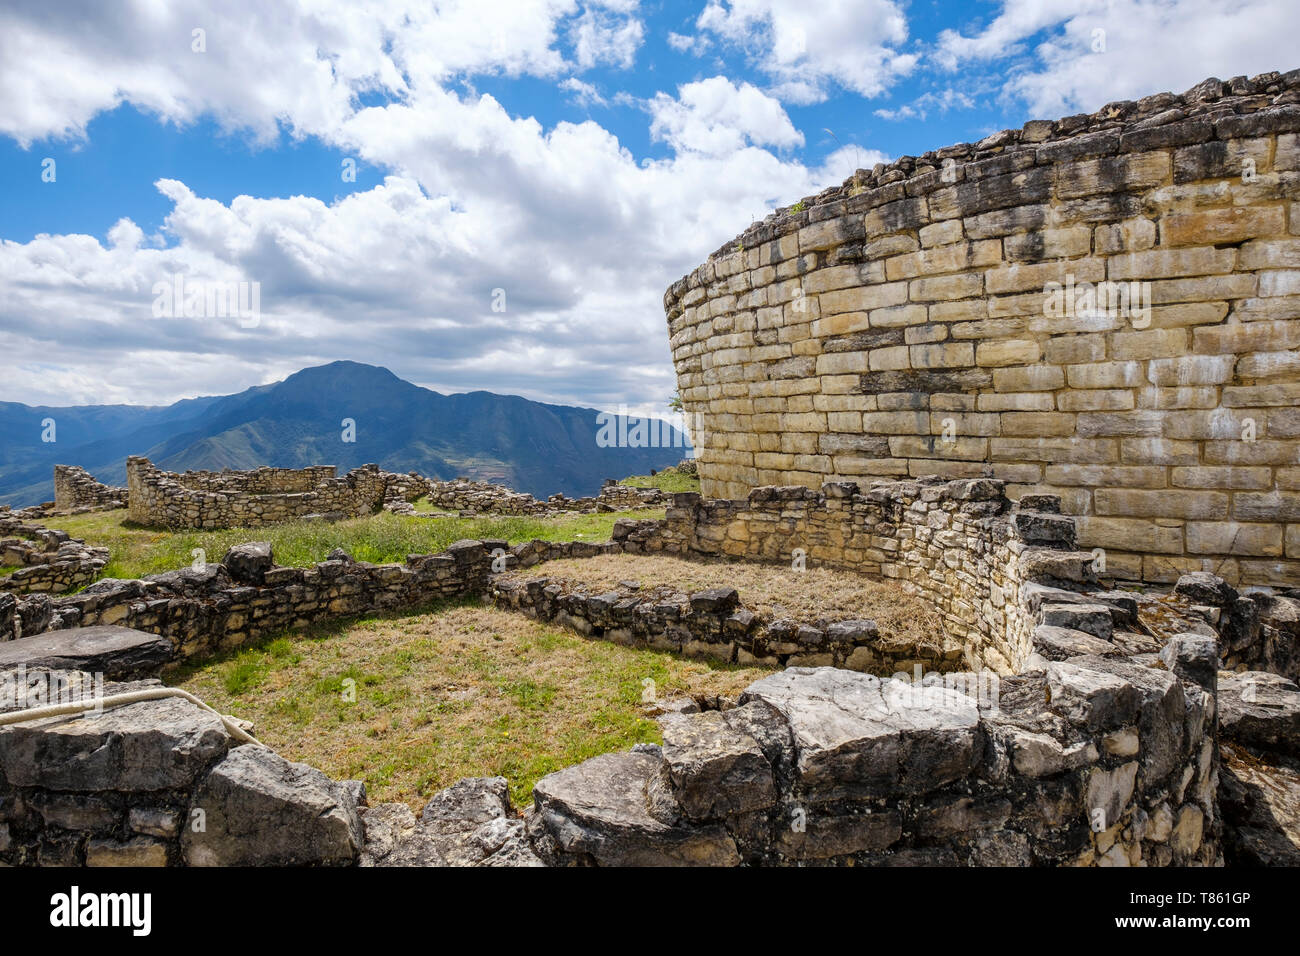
[0,512,108,594]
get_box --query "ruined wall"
[52,465,127,513]
[393,477,668,516]
[0,674,367,866]
[665,72,1300,587]
[528,649,1220,867]
[0,642,1222,867]
[0,513,107,594]
[2,521,1286,866]
[124,459,667,528]
[0,539,491,660]
[614,477,1092,674]
[126,457,388,529]
[170,464,338,494]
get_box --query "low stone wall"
[126,457,389,529]
[121,458,667,529]
[3,539,490,660]
[52,465,127,513]
[525,645,1219,866]
[0,624,1226,867]
[0,672,367,866]
[390,477,667,516]
[492,572,962,674]
[608,477,1094,674]
[0,531,1294,866]
[0,470,1293,866]
[0,514,108,594]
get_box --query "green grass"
[407,496,455,513]
[619,468,700,494]
[41,507,665,580]
[169,601,771,808]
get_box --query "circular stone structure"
[665,72,1300,586]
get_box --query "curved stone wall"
[665,72,1300,586]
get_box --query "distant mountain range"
[0,362,690,506]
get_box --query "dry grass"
[169,602,771,809]
[503,552,946,648]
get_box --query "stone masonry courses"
[665,70,1300,587]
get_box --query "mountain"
[0,362,691,506]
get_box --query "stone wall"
[120,458,667,528]
[170,464,338,494]
[615,476,1093,674]
[52,465,127,513]
[526,648,1220,866]
[126,457,389,529]
[0,670,368,866]
[666,71,1300,587]
[0,628,1225,867]
[0,513,108,594]
[391,476,667,516]
[2,516,1294,865]
[0,539,491,660]
[492,564,964,675]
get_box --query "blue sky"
[1,1,1021,244]
[0,0,1292,411]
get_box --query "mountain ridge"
[0,362,689,506]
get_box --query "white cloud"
[874,88,977,122]
[0,2,839,410]
[692,0,918,103]
[569,5,646,70]
[648,76,804,154]
[560,77,607,108]
[667,31,711,55]
[933,0,1103,71]
[810,145,891,188]
[934,0,1300,117]
[0,0,648,146]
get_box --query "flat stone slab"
[1033,624,1119,661]
[739,667,980,798]
[0,626,173,679]
[532,751,740,866]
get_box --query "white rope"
[0,686,265,746]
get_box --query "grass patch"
[502,552,946,650]
[40,507,664,580]
[169,602,771,808]
[407,496,456,514]
[619,469,700,494]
